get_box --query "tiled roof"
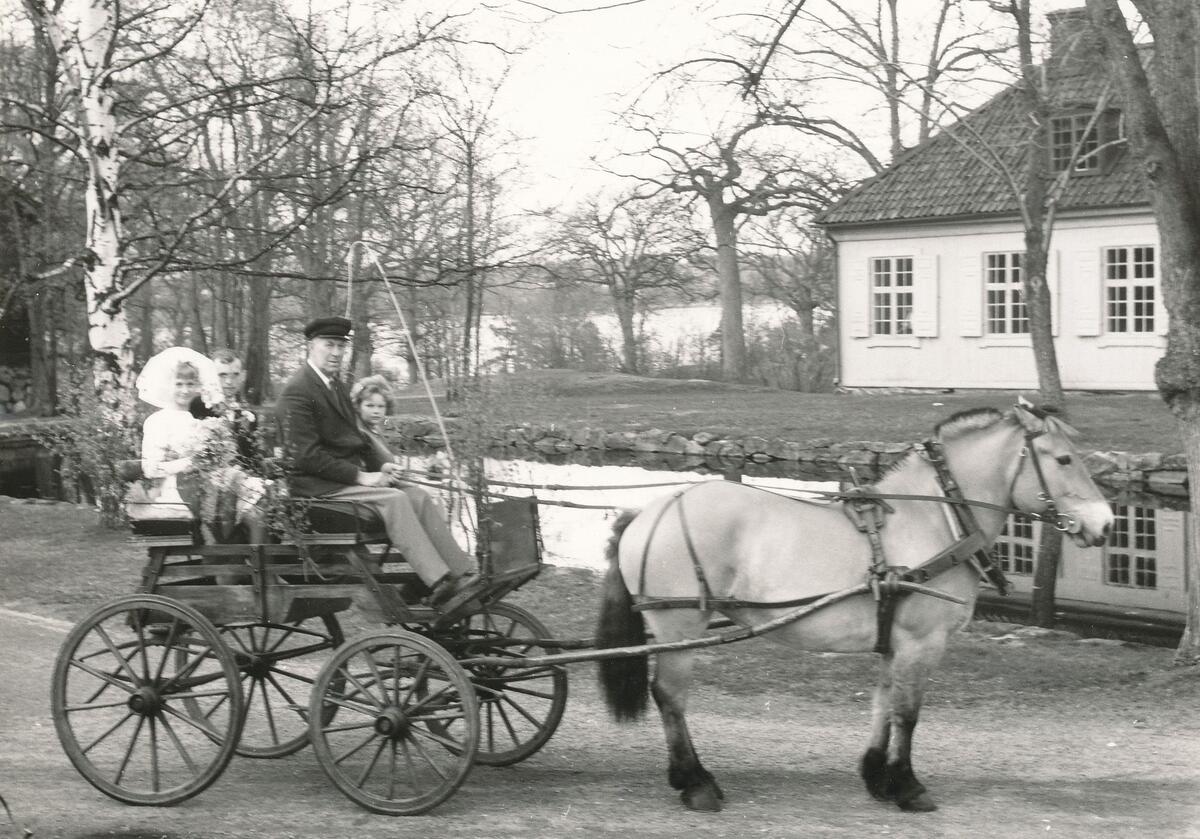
[818,59,1150,227]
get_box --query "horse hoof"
[899,793,938,812]
[682,784,723,811]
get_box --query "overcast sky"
[459,0,1098,211]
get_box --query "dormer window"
[1051,113,1099,172]
[1050,108,1124,174]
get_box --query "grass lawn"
[397,370,1184,455]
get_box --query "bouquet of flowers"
[191,417,240,473]
[188,417,267,541]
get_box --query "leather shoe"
[434,574,490,615]
[429,572,480,607]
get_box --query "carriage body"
[51,481,567,816]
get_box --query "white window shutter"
[911,255,939,337]
[1074,248,1102,336]
[846,259,870,338]
[1154,512,1183,588]
[1047,251,1060,337]
[959,254,983,337]
[1156,256,1169,335]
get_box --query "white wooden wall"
[831,210,1165,390]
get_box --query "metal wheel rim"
[307,630,479,815]
[51,594,244,806]
[447,602,568,766]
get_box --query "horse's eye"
[1056,455,1072,466]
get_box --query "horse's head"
[1009,400,1113,547]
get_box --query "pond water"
[462,457,838,574]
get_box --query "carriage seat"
[303,499,388,541]
[116,459,386,543]
[118,460,202,540]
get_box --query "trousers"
[312,483,475,584]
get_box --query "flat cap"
[303,316,353,341]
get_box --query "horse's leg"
[651,647,724,811]
[860,656,893,801]
[882,637,945,812]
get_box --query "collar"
[307,359,334,390]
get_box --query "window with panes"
[870,257,913,336]
[984,252,1028,334]
[992,516,1036,575]
[1104,505,1157,589]
[1104,246,1156,334]
[1050,113,1099,172]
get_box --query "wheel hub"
[127,685,163,717]
[374,706,409,739]
[243,655,271,679]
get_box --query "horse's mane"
[933,407,1006,441]
[878,408,1009,478]
[934,404,1080,441]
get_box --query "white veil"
[135,347,223,409]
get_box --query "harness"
[632,426,1073,656]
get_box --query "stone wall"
[0,363,31,415]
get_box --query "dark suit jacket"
[276,364,382,497]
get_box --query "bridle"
[1008,426,1078,534]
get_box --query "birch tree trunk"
[26,0,132,398]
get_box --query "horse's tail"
[595,509,649,722]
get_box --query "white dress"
[140,408,203,513]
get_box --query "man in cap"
[277,316,484,613]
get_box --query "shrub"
[35,369,141,527]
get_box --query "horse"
[594,402,1113,813]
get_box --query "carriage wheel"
[51,594,244,806]
[185,615,343,759]
[443,602,568,766]
[308,630,479,815]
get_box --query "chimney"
[1046,7,1100,76]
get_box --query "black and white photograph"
[0,0,1197,836]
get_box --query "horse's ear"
[1012,400,1044,433]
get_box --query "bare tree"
[430,66,524,385]
[16,0,466,397]
[1087,0,1200,666]
[709,0,1004,170]
[740,208,835,391]
[622,114,843,381]
[545,193,697,374]
[0,4,79,414]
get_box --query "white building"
[819,8,1164,392]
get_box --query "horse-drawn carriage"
[50,401,1115,816]
[50,477,567,815]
